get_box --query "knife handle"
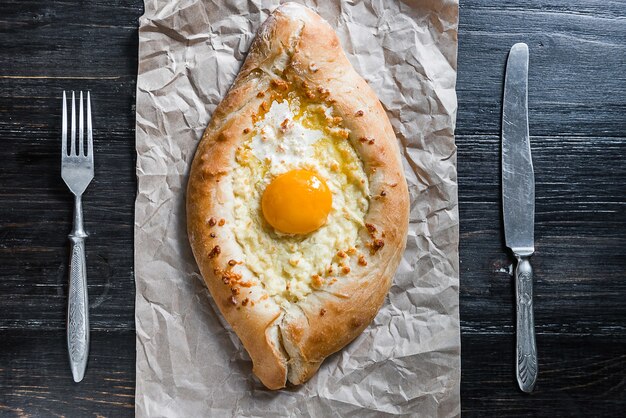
[515,256,537,392]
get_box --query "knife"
[502,42,538,393]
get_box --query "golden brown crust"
[187,2,409,389]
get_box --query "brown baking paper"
[135,0,460,416]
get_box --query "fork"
[61,91,94,382]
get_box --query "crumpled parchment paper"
[135,1,460,416]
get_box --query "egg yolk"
[262,169,332,234]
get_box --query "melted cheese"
[231,98,369,304]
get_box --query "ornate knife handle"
[67,197,90,383]
[515,256,537,392]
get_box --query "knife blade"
[502,42,538,393]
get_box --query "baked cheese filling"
[232,94,370,304]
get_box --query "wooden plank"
[0,78,138,132]
[0,329,135,417]
[463,0,626,17]
[0,83,136,331]
[1,331,624,416]
[458,133,626,335]
[1,1,624,137]
[461,333,626,416]
[0,1,141,77]
[457,2,626,137]
[8,126,625,334]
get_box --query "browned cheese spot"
[358,255,368,266]
[320,308,327,316]
[316,87,330,98]
[338,130,350,139]
[270,78,289,91]
[222,269,242,285]
[208,245,221,258]
[208,217,217,227]
[243,128,250,134]
[280,118,291,133]
[311,274,324,289]
[218,219,226,226]
[355,110,364,117]
[368,239,385,255]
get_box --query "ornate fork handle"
[67,195,90,382]
[515,256,537,392]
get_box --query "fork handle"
[67,196,89,382]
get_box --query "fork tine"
[87,92,93,159]
[79,91,84,156]
[62,91,67,157]
[70,91,77,156]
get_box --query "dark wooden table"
[1,1,624,416]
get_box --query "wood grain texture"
[0,0,624,416]
[457,1,626,137]
[456,0,626,414]
[461,334,626,417]
[0,330,134,417]
[0,1,140,416]
[458,135,626,335]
